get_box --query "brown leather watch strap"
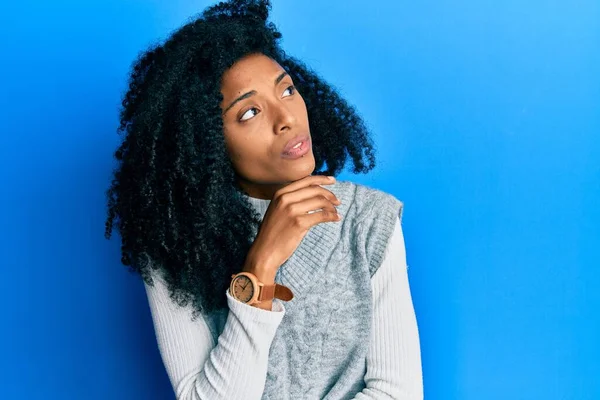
[275,284,294,301]
[258,283,294,302]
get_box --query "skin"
[220,52,316,200]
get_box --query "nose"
[272,101,297,134]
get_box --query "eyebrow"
[222,70,290,115]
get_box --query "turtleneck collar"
[241,193,271,219]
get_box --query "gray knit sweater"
[261,179,404,399]
[144,179,423,399]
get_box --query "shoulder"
[334,179,405,277]
[333,179,404,227]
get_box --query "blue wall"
[1,1,598,398]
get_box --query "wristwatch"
[229,271,294,306]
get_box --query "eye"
[282,85,296,97]
[239,107,259,122]
[237,86,296,123]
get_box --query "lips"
[282,134,310,155]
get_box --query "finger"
[278,184,340,209]
[301,206,342,228]
[275,175,335,198]
[282,189,340,216]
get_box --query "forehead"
[221,53,283,92]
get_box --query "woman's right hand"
[242,175,342,282]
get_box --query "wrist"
[252,299,274,310]
[243,255,276,285]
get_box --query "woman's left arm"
[353,216,424,399]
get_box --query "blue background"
[1,0,598,399]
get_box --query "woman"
[104,0,423,398]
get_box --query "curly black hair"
[104,0,377,319]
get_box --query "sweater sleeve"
[353,216,424,399]
[143,274,286,400]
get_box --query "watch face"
[232,274,255,303]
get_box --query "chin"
[274,167,311,185]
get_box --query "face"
[220,52,315,200]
